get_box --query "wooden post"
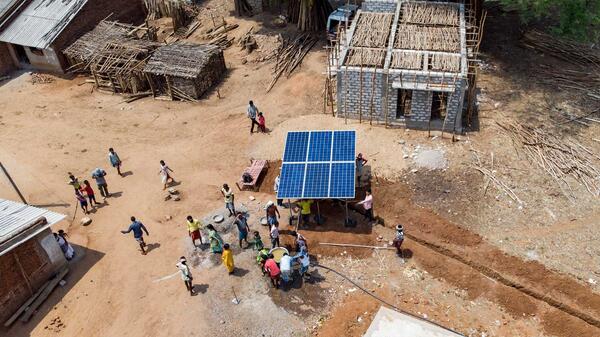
[0,162,27,204]
[165,75,173,100]
[344,62,349,125]
[358,54,363,124]
[145,73,156,97]
[384,67,389,128]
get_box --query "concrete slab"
[363,306,464,337]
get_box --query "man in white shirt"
[280,253,293,283]
[357,188,374,222]
[247,100,260,134]
[221,183,235,217]
[270,223,280,248]
[274,175,283,207]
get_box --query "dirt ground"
[1,3,600,337]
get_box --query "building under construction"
[330,0,483,133]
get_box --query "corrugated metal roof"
[0,199,65,255]
[0,0,88,49]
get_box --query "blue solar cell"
[308,131,333,162]
[277,164,305,198]
[303,163,330,198]
[329,163,355,198]
[283,132,309,162]
[332,131,356,161]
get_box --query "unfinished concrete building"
[332,0,480,132]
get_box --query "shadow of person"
[121,171,133,177]
[193,284,209,294]
[109,191,123,198]
[232,267,249,277]
[145,243,161,253]
[168,181,182,188]
[401,248,413,259]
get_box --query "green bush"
[496,0,600,42]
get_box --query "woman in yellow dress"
[221,243,235,274]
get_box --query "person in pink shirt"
[264,254,281,289]
[357,189,374,222]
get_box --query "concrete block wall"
[361,0,397,13]
[337,67,467,131]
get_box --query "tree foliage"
[496,0,600,42]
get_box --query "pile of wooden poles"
[267,33,318,92]
[521,30,600,69]
[287,0,333,31]
[498,121,600,199]
[199,21,238,50]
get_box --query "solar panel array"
[278,130,356,199]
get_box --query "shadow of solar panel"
[304,163,331,198]
[332,131,356,161]
[308,131,333,162]
[283,132,309,162]
[330,162,355,198]
[278,163,305,198]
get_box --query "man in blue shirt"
[91,167,110,198]
[121,216,150,255]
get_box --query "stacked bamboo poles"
[144,0,189,30]
[345,48,386,67]
[390,51,423,70]
[267,33,318,92]
[400,2,459,26]
[522,30,600,69]
[430,53,461,72]
[350,12,394,48]
[498,122,600,199]
[395,25,460,52]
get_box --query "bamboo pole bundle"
[498,122,600,199]
[390,51,423,70]
[395,25,460,52]
[345,48,386,67]
[350,12,394,48]
[266,33,318,92]
[430,53,461,72]
[401,2,459,26]
[521,30,600,69]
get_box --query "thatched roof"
[144,42,222,78]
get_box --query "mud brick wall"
[0,42,15,76]
[361,0,397,13]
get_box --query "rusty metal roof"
[0,199,65,256]
[0,0,88,49]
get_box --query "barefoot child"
[75,190,89,214]
[258,112,266,133]
[82,180,100,207]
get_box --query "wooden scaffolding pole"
[369,67,376,125]
[358,53,363,123]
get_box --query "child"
[252,231,264,251]
[264,254,281,289]
[75,190,89,214]
[257,112,266,133]
[222,243,234,275]
[393,224,404,257]
[256,247,270,275]
[159,160,175,190]
[108,148,122,176]
[82,180,100,207]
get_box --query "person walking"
[75,190,89,214]
[264,254,281,289]
[247,100,260,134]
[108,148,123,176]
[186,215,203,248]
[82,180,101,207]
[221,184,235,217]
[91,168,109,198]
[222,243,235,275]
[121,216,150,255]
[159,160,175,190]
[257,112,266,133]
[234,213,250,248]
[270,222,280,248]
[265,201,280,226]
[357,189,374,222]
[206,224,223,254]
[176,257,195,296]
[393,224,405,257]
[297,199,313,227]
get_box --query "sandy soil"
[1,3,600,337]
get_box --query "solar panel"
[277,130,356,199]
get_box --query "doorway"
[396,89,412,118]
[13,45,29,64]
[431,92,447,120]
